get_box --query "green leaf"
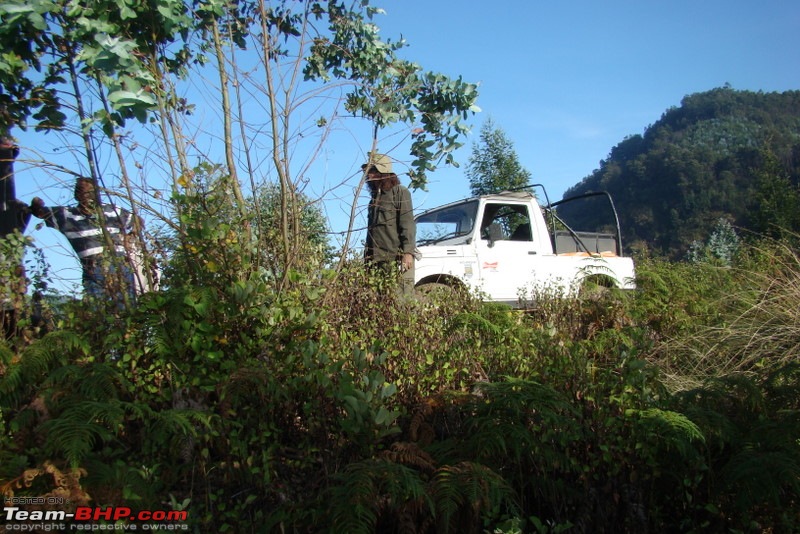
[373,406,397,426]
[107,89,156,108]
[380,382,397,399]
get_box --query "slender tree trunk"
[150,49,192,198]
[337,126,381,271]
[226,17,262,272]
[257,0,292,284]
[67,52,134,308]
[97,86,157,293]
[212,18,252,271]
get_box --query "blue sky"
[376,0,799,209]
[11,0,800,293]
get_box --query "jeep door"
[475,202,539,304]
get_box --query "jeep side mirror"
[483,223,503,247]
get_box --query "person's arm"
[15,200,31,230]
[396,186,416,270]
[115,206,134,235]
[29,197,58,228]
[118,208,139,252]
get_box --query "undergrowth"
[1,240,798,532]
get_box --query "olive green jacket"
[365,184,416,263]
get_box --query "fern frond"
[464,379,579,462]
[145,407,214,456]
[430,461,517,533]
[0,340,14,370]
[220,366,277,407]
[325,459,431,534]
[44,363,127,402]
[431,466,461,530]
[678,404,738,450]
[40,401,121,467]
[448,311,505,339]
[380,442,436,474]
[679,374,766,419]
[763,362,800,410]
[474,378,575,417]
[325,461,380,534]
[632,408,705,459]
[0,331,89,407]
[465,415,535,463]
[722,449,800,509]
[749,415,800,456]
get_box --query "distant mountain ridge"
[559,87,800,258]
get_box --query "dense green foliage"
[560,87,800,257]
[2,222,799,531]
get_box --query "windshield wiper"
[418,230,470,246]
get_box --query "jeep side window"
[481,203,533,242]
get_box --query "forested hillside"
[559,87,800,257]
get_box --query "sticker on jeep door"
[463,262,475,278]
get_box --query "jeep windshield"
[415,200,478,246]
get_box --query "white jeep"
[413,189,636,306]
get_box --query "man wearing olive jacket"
[363,153,416,295]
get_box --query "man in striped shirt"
[31,178,137,301]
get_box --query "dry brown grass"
[654,241,800,391]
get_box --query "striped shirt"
[40,204,133,260]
